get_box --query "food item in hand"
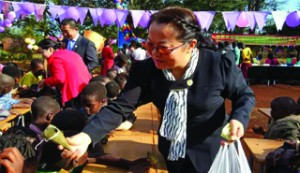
[43,124,71,150]
[146,152,158,165]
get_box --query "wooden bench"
[243,138,283,173]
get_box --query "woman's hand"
[60,132,91,165]
[0,147,25,173]
[229,119,244,140]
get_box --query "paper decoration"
[77,7,88,25]
[65,7,80,21]
[115,9,129,27]
[139,11,151,28]
[35,4,46,21]
[253,12,269,31]
[100,9,117,26]
[194,11,215,30]
[245,12,256,30]
[130,10,145,28]
[0,1,299,31]
[222,12,240,31]
[272,11,289,30]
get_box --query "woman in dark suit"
[61,6,256,173]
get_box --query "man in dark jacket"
[60,18,99,73]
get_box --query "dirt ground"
[242,84,300,138]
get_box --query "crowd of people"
[0,5,299,173]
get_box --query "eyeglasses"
[142,42,186,55]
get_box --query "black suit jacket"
[64,35,98,72]
[83,48,256,172]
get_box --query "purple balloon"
[7,11,16,20]
[66,7,80,21]
[286,11,300,27]
[101,9,117,25]
[139,11,150,28]
[0,26,5,32]
[3,19,12,26]
[20,2,35,15]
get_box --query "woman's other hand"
[229,119,244,140]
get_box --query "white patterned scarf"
[159,48,199,161]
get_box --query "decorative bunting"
[194,11,215,30]
[64,7,80,21]
[253,12,269,31]
[138,11,151,28]
[115,9,129,27]
[285,11,300,28]
[130,10,145,28]
[11,2,21,19]
[35,4,46,21]
[0,1,3,13]
[89,8,99,26]
[48,5,65,20]
[100,9,116,27]
[271,11,288,30]
[77,7,88,25]
[222,12,240,31]
[0,1,299,32]
[245,12,256,30]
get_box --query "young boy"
[253,96,300,140]
[19,59,45,89]
[27,97,87,172]
[80,81,149,172]
[0,74,31,110]
[0,126,39,173]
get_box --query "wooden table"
[243,138,284,173]
[0,107,30,131]
[257,108,272,124]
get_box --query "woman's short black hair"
[37,39,60,50]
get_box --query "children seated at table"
[265,52,279,65]
[42,109,150,172]
[253,96,300,140]
[0,73,31,110]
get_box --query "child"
[105,80,120,101]
[2,65,22,89]
[89,75,111,89]
[113,54,129,74]
[29,96,61,141]
[0,74,31,110]
[84,81,136,131]
[27,97,87,172]
[19,59,45,89]
[0,126,39,173]
[253,96,300,140]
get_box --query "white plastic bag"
[208,139,251,173]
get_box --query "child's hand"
[0,147,25,173]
